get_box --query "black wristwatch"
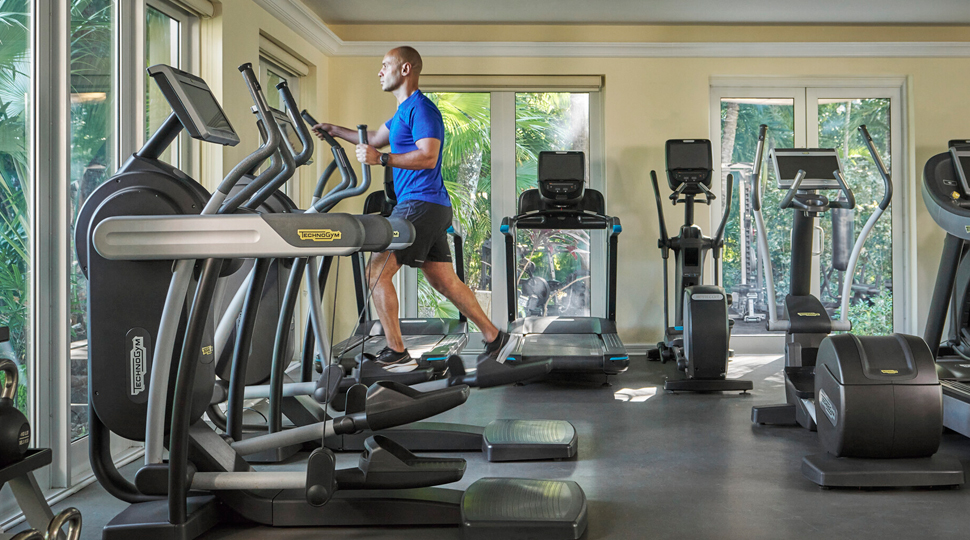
[380,152,390,167]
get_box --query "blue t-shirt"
[383,90,451,207]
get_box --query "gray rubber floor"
[43,354,970,539]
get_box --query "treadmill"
[501,151,629,375]
[329,178,468,375]
[921,141,970,438]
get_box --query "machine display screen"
[538,151,585,182]
[181,82,233,134]
[772,150,842,189]
[955,154,970,195]
[667,140,711,171]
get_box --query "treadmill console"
[665,139,712,194]
[538,151,585,206]
[770,148,843,190]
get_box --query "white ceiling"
[304,0,970,25]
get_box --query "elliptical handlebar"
[215,64,282,209]
[859,124,893,211]
[712,173,734,252]
[829,170,856,209]
[650,170,670,257]
[278,82,314,167]
[836,124,894,324]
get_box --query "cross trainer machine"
[748,124,963,488]
[79,63,587,539]
[649,138,752,392]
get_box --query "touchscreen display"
[667,141,711,171]
[181,83,233,133]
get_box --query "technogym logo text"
[298,229,342,242]
[130,336,147,396]
[126,328,152,403]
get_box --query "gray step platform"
[664,378,752,392]
[462,478,588,540]
[802,453,966,488]
[326,419,578,462]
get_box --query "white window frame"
[710,78,910,353]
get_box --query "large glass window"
[0,0,32,421]
[513,92,590,318]
[145,5,180,167]
[816,98,892,335]
[68,0,114,442]
[719,98,794,335]
[417,93,491,325]
[715,87,900,340]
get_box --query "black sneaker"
[477,331,511,363]
[374,346,418,373]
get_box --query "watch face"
[381,153,389,166]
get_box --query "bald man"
[312,47,508,372]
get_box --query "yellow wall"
[209,11,970,346]
[325,52,970,345]
[202,1,330,206]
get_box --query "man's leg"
[367,250,405,351]
[422,261,500,343]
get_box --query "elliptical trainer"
[649,139,753,393]
[748,124,963,488]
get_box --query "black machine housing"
[650,139,751,392]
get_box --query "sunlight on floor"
[614,387,659,402]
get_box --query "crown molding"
[252,0,341,55]
[258,0,970,58]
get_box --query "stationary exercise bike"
[748,124,963,487]
[649,139,753,392]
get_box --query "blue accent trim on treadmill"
[426,356,448,361]
[446,226,455,234]
[609,356,630,361]
[613,224,622,233]
[500,224,509,233]
[674,326,683,331]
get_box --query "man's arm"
[311,123,390,148]
[357,137,440,170]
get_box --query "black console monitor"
[770,148,843,190]
[665,139,712,192]
[147,64,239,146]
[538,151,585,205]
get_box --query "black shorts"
[390,200,453,267]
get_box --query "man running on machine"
[311,46,509,372]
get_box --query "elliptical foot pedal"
[102,496,220,540]
[801,453,966,488]
[462,478,587,540]
[482,420,577,462]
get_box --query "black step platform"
[326,419,578,462]
[664,378,753,392]
[801,453,966,488]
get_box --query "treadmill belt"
[336,335,445,358]
[942,380,970,402]
[518,334,605,356]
